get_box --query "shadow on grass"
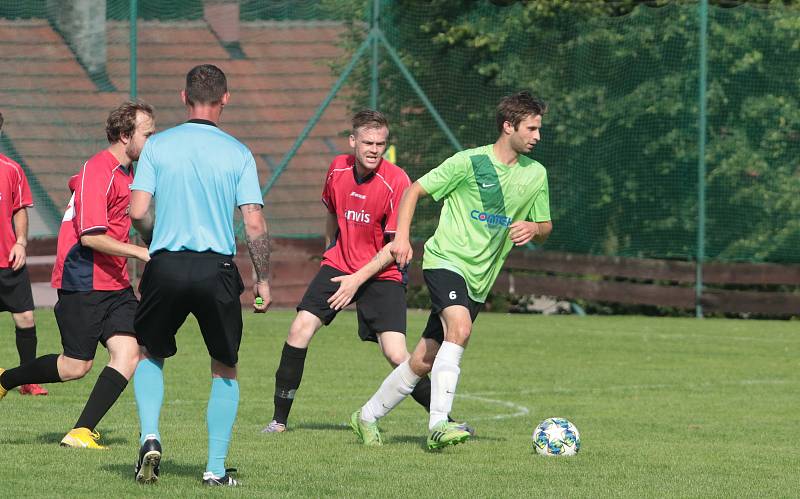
[287,422,351,432]
[387,434,498,449]
[3,431,131,447]
[102,460,206,480]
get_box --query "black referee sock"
[410,375,456,423]
[15,325,37,365]
[74,366,128,431]
[411,375,433,411]
[0,353,61,390]
[272,343,307,425]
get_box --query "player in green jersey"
[349,91,552,449]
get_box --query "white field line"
[470,377,795,398]
[454,393,530,421]
[452,378,794,421]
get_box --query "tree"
[334,0,800,262]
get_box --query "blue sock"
[133,357,164,445]
[206,377,240,477]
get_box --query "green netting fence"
[0,0,799,266]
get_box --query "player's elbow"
[129,190,154,222]
[243,212,267,238]
[79,232,101,248]
[129,205,147,221]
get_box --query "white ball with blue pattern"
[532,417,581,456]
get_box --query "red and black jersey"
[51,150,134,291]
[320,154,411,283]
[0,153,33,269]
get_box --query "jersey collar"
[101,149,131,175]
[351,156,381,185]
[186,118,218,127]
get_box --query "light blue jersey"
[132,120,263,255]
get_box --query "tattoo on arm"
[246,232,271,283]
[240,203,262,215]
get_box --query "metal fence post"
[696,0,708,318]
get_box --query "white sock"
[429,341,464,430]
[361,360,421,423]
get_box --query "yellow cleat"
[0,368,7,400]
[60,428,107,450]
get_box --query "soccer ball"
[532,417,580,456]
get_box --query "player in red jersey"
[263,110,436,435]
[0,102,154,449]
[0,112,47,396]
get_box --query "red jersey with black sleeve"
[320,154,411,283]
[51,150,134,291]
[0,153,33,270]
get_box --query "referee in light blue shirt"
[128,64,273,487]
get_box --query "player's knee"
[446,323,472,345]
[383,349,409,367]
[115,350,141,379]
[409,353,433,376]
[287,318,316,347]
[61,358,92,380]
[13,311,34,328]
[211,359,237,379]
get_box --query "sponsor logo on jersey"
[470,209,511,227]
[344,209,371,224]
[350,191,367,199]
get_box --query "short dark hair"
[185,64,228,106]
[496,91,547,133]
[106,101,154,144]
[352,109,389,134]
[0,111,4,131]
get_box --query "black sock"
[15,326,37,365]
[410,375,455,422]
[411,375,432,411]
[0,353,61,390]
[272,343,307,425]
[73,366,128,431]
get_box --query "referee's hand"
[253,281,271,313]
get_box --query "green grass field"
[0,309,797,497]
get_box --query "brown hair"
[0,111,4,131]
[352,109,389,134]
[185,64,228,106]
[496,91,547,133]
[106,101,154,144]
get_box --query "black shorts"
[421,268,483,344]
[55,287,138,361]
[297,265,406,343]
[134,251,244,367]
[0,266,34,313]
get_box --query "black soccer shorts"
[0,266,34,313]
[297,265,407,342]
[421,268,483,344]
[55,287,138,361]
[134,251,244,367]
